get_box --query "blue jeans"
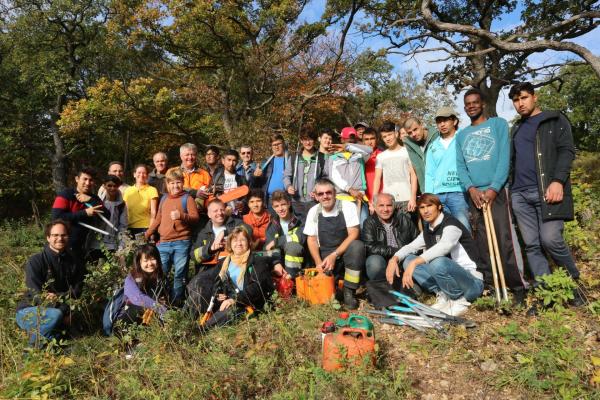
[404,255,483,302]
[365,255,387,280]
[437,192,470,232]
[16,307,63,347]
[158,239,191,302]
[511,188,579,280]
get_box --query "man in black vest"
[304,179,366,309]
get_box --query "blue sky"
[298,0,600,126]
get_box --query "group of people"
[16,82,583,348]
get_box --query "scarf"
[219,249,251,287]
[244,211,270,241]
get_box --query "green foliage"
[2,351,77,399]
[472,296,496,311]
[495,311,589,397]
[563,153,600,259]
[587,300,600,316]
[533,269,578,310]
[536,65,600,151]
[497,322,530,343]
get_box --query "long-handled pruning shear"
[389,291,477,329]
[85,202,118,232]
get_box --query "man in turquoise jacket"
[425,107,470,231]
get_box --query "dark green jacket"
[510,111,575,221]
[403,126,439,193]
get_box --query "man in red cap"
[324,127,373,226]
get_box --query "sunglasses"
[316,190,334,197]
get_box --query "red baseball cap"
[340,127,357,140]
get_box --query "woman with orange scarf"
[199,227,285,329]
[243,190,271,249]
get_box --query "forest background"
[1,0,599,220]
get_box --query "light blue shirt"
[455,117,510,192]
[425,135,464,194]
[227,261,244,290]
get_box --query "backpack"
[158,193,189,213]
[102,286,125,336]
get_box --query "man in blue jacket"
[456,88,526,299]
[253,134,290,208]
[508,82,583,306]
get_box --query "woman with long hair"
[115,244,169,330]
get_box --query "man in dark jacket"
[509,82,581,301]
[265,190,306,277]
[51,167,107,260]
[190,199,252,273]
[16,220,86,347]
[148,151,168,195]
[362,193,419,280]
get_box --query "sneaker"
[343,287,358,310]
[431,292,450,310]
[442,297,471,317]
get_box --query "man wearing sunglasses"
[236,145,257,184]
[304,179,366,309]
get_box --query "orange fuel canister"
[322,327,376,371]
[295,268,335,305]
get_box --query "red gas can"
[322,327,376,371]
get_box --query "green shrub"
[533,268,578,310]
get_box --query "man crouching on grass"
[16,220,86,348]
[304,179,366,309]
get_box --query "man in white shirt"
[304,179,366,309]
[372,121,418,213]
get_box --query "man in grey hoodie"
[284,130,325,219]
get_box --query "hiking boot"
[431,292,450,310]
[343,287,358,310]
[526,302,539,317]
[570,287,586,307]
[512,288,527,307]
[441,297,470,317]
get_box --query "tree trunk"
[480,84,500,118]
[51,94,67,193]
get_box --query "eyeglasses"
[240,152,251,155]
[49,234,68,238]
[316,191,334,197]
[271,142,284,147]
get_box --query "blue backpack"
[159,193,189,213]
[102,286,125,336]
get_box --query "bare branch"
[420,0,600,78]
